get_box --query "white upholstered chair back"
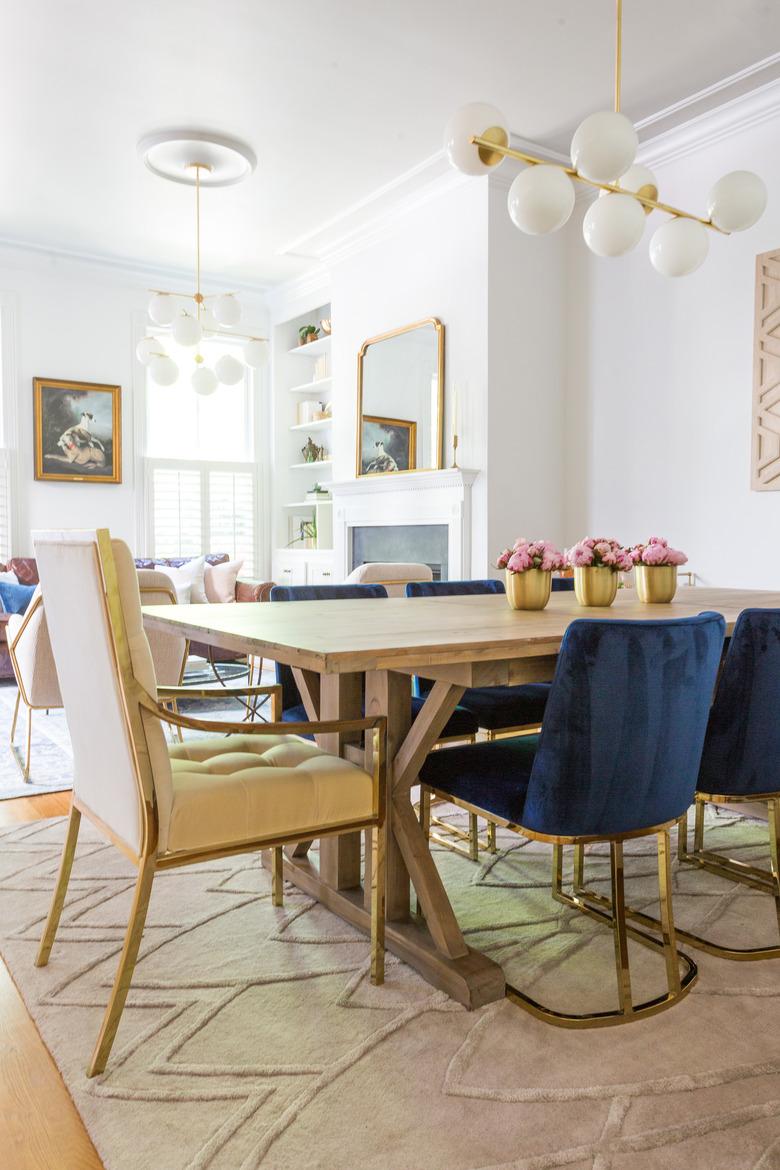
[7,586,62,708]
[34,531,173,858]
[137,569,188,686]
[345,561,433,598]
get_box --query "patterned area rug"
[1,810,779,1169]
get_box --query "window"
[142,336,259,575]
[0,303,16,563]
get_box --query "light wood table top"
[143,586,780,675]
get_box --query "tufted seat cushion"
[166,734,373,854]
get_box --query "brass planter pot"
[636,564,678,604]
[574,566,619,607]
[505,568,552,611]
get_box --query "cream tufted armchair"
[33,529,387,1077]
[7,587,63,780]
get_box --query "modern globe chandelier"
[444,0,767,276]
[135,131,269,394]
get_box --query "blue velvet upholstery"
[697,608,780,798]
[0,581,35,615]
[405,578,551,730]
[406,579,505,597]
[552,577,575,592]
[270,582,478,740]
[421,613,725,839]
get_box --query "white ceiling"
[1,0,779,286]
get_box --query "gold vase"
[635,564,677,603]
[505,568,552,611]
[574,566,619,607]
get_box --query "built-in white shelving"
[289,418,332,432]
[283,499,332,508]
[289,460,332,469]
[287,335,331,359]
[288,376,332,394]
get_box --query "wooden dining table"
[143,585,780,1009]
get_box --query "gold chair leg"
[657,829,681,993]
[370,822,385,985]
[573,843,585,893]
[677,810,689,861]
[35,806,82,967]
[486,820,497,854]
[693,798,705,853]
[10,691,20,743]
[22,707,32,781]
[87,856,155,1078]
[271,846,284,906]
[768,798,780,936]
[610,842,633,1014]
[468,813,479,862]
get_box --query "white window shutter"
[208,469,256,575]
[151,466,203,559]
[0,449,10,563]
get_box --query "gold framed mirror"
[356,317,444,477]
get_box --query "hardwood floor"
[0,792,103,1170]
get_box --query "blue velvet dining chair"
[419,611,725,1026]
[406,577,572,859]
[269,582,479,743]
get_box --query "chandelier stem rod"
[469,136,729,234]
[195,164,202,318]
[615,0,622,114]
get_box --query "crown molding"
[636,52,780,138]
[265,263,332,322]
[0,235,270,298]
[637,75,780,169]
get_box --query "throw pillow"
[156,556,207,604]
[204,558,244,604]
[0,569,19,586]
[0,581,36,615]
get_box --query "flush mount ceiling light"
[444,0,767,277]
[135,130,268,393]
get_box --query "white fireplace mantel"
[330,468,480,581]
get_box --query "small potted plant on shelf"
[630,537,688,603]
[496,538,566,610]
[298,324,320,346]
[566,537,634,607]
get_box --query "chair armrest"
[236,580,273,603]
[141,690,383,742]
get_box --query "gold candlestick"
[451,433,459,469]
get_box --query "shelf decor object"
[444,0,767,276]
[630,536,688,603]
[496,539,566,611]
[567,537,634,607]
[135,130,269,392]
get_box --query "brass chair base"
[505,834,697,1028]
[418,786,497,861]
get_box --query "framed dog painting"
[33,378,122,484]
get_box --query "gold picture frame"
[356,317,444,477]
[33,378,122,484]
[360,415,417,475]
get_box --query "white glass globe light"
[148,293,176,326]
[149,355,178,386]
[136,336,159,365]
[192,366,218,396]
[649,217,709,277]
[443,102,509,176]
[707,171,767,232]
[215,353,244,385]
[571,111,638,183]
[507,165,575,235]
[172,313,203,347]
[243,338,269,369]
[199,307,219,333]
[213,293,242,326]
[583,193,645,257]
[614,163,658,205]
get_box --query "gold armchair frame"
[35,531,388,1078]
[8,591,61,781]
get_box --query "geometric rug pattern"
[1,811,780,1169]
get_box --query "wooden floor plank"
[0,791,103,1170]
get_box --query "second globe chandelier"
[444,0,767,276]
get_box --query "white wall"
[0,245,268,559]
[568,112,780,587]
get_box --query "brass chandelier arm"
[469,135,730,235]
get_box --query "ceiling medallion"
[444,0,767,277]
[135,130,268,393]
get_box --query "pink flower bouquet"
[630,536,688,567]
[497,538,566,575]
[566,537,633,573]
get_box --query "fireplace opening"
[351,524,449,581]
